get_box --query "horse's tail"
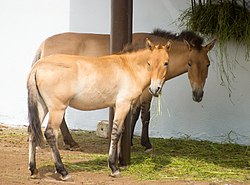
[31,41,44,66]
[27,70,44,147]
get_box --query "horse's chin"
[152,93,159,97]
[149,90,161,97]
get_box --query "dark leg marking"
[44,128,68,178]
[60,117,79,148]
[108,121,123,176]
[141,102,152,150]
[28,126,38,177]
[130,106,141,146]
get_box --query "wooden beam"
[110,0,133,166]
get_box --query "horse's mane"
[121,43,166,54]
[152,29,204,50]
[121,43,142,53]
[121,29,204,53]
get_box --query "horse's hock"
[96,120,109,138]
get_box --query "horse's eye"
[147,60,150,66]
[207,63,210,67]
[164,62,168,67]
[188,62,191,67]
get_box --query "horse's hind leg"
[60,116,79,148]
[28,126,39,178]
[141,101,152,151]
[45,109,70,180]
[28,100,47,178]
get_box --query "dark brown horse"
[32,29,216,151]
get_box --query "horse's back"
[42,32,111,58]
[34,55,80,89]
[40,32,168,58]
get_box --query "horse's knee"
[44,128,56,144]
[111,121,124,136]
[141,111,150,123]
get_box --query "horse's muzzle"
[192,90,204,102]
[149,86,161,97]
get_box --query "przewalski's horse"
[27,39,171,179]
[32,29,216,151]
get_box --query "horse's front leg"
[108,102,131,177]
[45,110,70,180]
[130,105,141,146]
[141,101,153,151]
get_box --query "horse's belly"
[69,94,115,111]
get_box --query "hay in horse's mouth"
[150,94,163,118]
[150,94,171,122]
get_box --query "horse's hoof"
[69,142,80,150]
[64,140,79,148]
[60,174,71,181]
[30,168,39,179]
[145,147,153,153]
[30,174,38,179]
[119,165,128,170]
[70,145,80,151]
[64,143,80,151]
[110,170,120,178]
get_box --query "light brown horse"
[33,29,216,151]
[27,39,171,179]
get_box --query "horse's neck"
[165,42,189,80]
[125,50,151,88]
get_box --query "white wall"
[1,0,249,145]
[70,0,110,33]
[0,0,70,124]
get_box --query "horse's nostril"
[192,90,204,102]
[148,86,161,96]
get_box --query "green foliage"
[179,0,250,95]
[180,1,250,42]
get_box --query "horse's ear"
[146,38,155,51]
[184,39,193,51]
[165,40,172,51]
[204,39,216,52]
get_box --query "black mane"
[121,43,142,53]
[152,28,204,50]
